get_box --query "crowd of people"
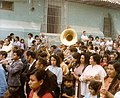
[0,30,120,98]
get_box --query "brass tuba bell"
[60,28,77,46]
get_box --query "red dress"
[29,90,53,98]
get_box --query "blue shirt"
[46,65,63,85]
[0,64,7,97]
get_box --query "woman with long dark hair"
[46,54,63,88]
[101,61,120,98]
[72,53,89,98]
[28,69,54,98]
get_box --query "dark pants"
[19,79,26,98]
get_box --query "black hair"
[108,61,120,74]
[20,39,25,43]
[88,80,102,96]
[51,45,57,49]
[83,31,86,33]
[88,35,94,41]
[0,51,7,58]
[26,50,36,59]
[49,54,60,67]
[69,47,77,52]
[38,57,48,67]
[32,40,36,44]
[108,61,120,94]
[13,49,22,57]
[64,74,74,82]
[72,52,80,64]
[7,36,12,41]
[104,50,110,55]
[94,46,98,51]
[95,36,99,39]
[108,60,117,66]
[80,53,90,65]
[56,52,64,61]
[39,52,47,58]
[80,41,84,46]
[20,49,25,55]
[10,33,14,36]
[88,44,94,50]
[100,55,109,63]
[15,36,19,41]
[30,69,52,97]
[35,35,39,39]
[38,39,42,42]
[90,53,101,64]
[28,33,33,37]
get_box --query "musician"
[64,46,77,66]
[3,49,23,98]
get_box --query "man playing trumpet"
[2,49,23,98]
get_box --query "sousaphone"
[60,28,77,46]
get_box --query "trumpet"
[0,58,12,63]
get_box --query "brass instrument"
[60,28,77,46]
[0,58,12,63]
[61,28,78,97]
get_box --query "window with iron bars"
[0,1,14,11]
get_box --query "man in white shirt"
[105,38,113,51]
[27,33,34,48]
[81,31,89,45]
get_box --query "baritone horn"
[60,28,77,46]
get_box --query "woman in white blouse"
[79,53,107,97]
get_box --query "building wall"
[67,2,120,38]
[0,0,44,22]
[0,0,44,41]
[0,0,120,45]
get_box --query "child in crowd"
[61,74,75,98]
[84,80,102,98]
